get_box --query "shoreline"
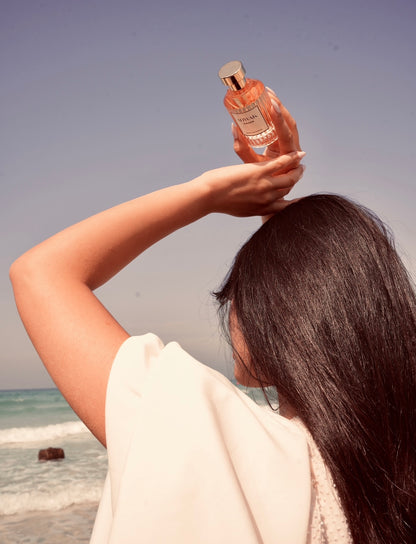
[0,502,99,544]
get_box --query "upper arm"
[10,255,129,446]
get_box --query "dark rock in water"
[38,447,65,461]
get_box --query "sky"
[1,0,415,389]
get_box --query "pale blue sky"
[1,0,415,388]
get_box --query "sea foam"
[0,481,103,515]
[0,421,89,445]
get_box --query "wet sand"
[0,502,98,544]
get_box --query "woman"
[10,93,415,543]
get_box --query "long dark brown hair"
[214,194,416,544]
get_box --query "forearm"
[12,176,210,290]
[11,150,303,290]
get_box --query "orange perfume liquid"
[218,61,277,148]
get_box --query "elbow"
[9,251,43,291]
[9,254,27,287]
[9,256,30,310]
[9,251,54,316]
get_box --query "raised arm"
[9,149,304,446]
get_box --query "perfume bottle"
[218,60,278,148]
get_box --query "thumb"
[262,150,306,175]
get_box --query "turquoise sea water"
[0,389,107,517]
[0,384,275,542]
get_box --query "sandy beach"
[0,502,98,544]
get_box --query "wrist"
[187,171,221,216]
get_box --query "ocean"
[0,388,107,543]
[0,384,275,543]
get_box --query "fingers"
[281,104,301,150]
[261,150,305,176]
[232,123,260,163]
[263,140,280,159]
[271,100,297,154]
[266,87,301,151]
[250,158,305,216]
[232,88,302,167]
[270,163,305,193]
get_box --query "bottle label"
[230,103,269,136]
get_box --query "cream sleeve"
[92,333,312,544]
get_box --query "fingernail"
[231,123,239,139]
[297,151,306,159]
[271,99,281,113]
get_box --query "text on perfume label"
[231,104,268,136]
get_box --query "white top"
[90,334,351,544]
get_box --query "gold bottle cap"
[218,60,247,91]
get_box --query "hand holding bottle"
[232,88,302,164]
[229,89,304,221]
